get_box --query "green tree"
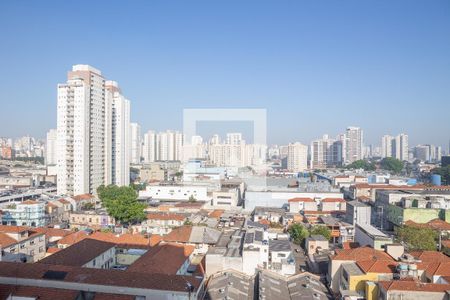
[288,223,309,245]
[97,185,146,225]
[188,195,197,202]
[396,226,438,251]
[309,225,332,240]
[432,166,450,185]
[346,160,375,171]
[380,157,404,174]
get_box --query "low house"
[69,210,115,230]
[143,212,186,235]
[288,198,317,213]
[40,238,116,269]
[0,225,46,262]
[1,200,46,227]
[305,235,329,255]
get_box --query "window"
[39,246,44,253]
[20,244,25,249]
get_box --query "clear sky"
[0,0,449,147]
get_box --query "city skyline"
[1,1,450,146]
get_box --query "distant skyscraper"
[287,142,308,172]
[142,130,184,162]
[46,129,57,165]
[226,133,243,145]
[381,135,393,158]
[130,123,141,164]
[414,145,430,162]
[310,135,334,169]
[393,134,408,161]
[345,127,363,164]
[57,65,130,196]
[143,130,157,163]
[382,133,408,161]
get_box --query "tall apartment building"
[345,127,363,164]
[130,123,141,164]
[142,130,184,162]
[105,81,131,187]
[381,134,409,161]
[57,65,130,196]
[46,129,57,165]
[381,135,393,158]
[143,130,157,163]
[287,142,308,172]
[309,135,337,169]
[226,133,243,145]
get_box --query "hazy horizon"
[1,1,449,147]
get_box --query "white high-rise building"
[130,123,141,164]
[345,127,363,164]
[310,135,335,169]
[106,81,131,187]
[142,130,184,162]
[287,142,308,172]
[57,65,131,196]
[226,133,243,145]
[394,133,408,161]
[46,129,57,165]
[381,135,393,158]
[57,65,106,196]
[143,130,157,163]
[381,133,408,161]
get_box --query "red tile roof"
[356,259,398,274]
[333,246,395,262]
[405,219,450,231]
[208,209,225,219]
[0,225,29,233]
[89,232,162,248]
[379,280,450,293]
[72,194,95,201]
[58,198,71,204]
[0,232,17,247]
[40,239,115,266]
[57,230,89,246]
[33,227,72,239]
[288,197,315,203]
[46,247,62,254]
[0,284,79,300]
[162,226,193,243]
[0,261,203,293]
[321,198,345,203]
[127,243,194,275]
[147,212,185,221]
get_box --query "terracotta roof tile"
[0,261,202,293]
[288,197,315,203]
[208,209,225,219]
[40,239,115,266]
[333,246,395,262]
[379,280,450,293]
[127,243,194,275]
[321,198,346,203]
[147,212,185,221]
[0,232,17,247]
[162,226,193,243]
[0,225,29,233]
[57,231,89,246]
[356,259,398,274]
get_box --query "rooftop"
[40,239,115,267]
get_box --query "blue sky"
[0,1,449,147]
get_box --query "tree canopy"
[432,166,450,185]
[309,225,332,240]
[346,160,375,171]
[395,225,437,251]
[380,157,404,174]
[97,185,146,225]
[288,223,309,245]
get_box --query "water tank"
[407,178,417,186]
[431,174,442,186]
[398,264,408,271]
[408,264,417,270]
